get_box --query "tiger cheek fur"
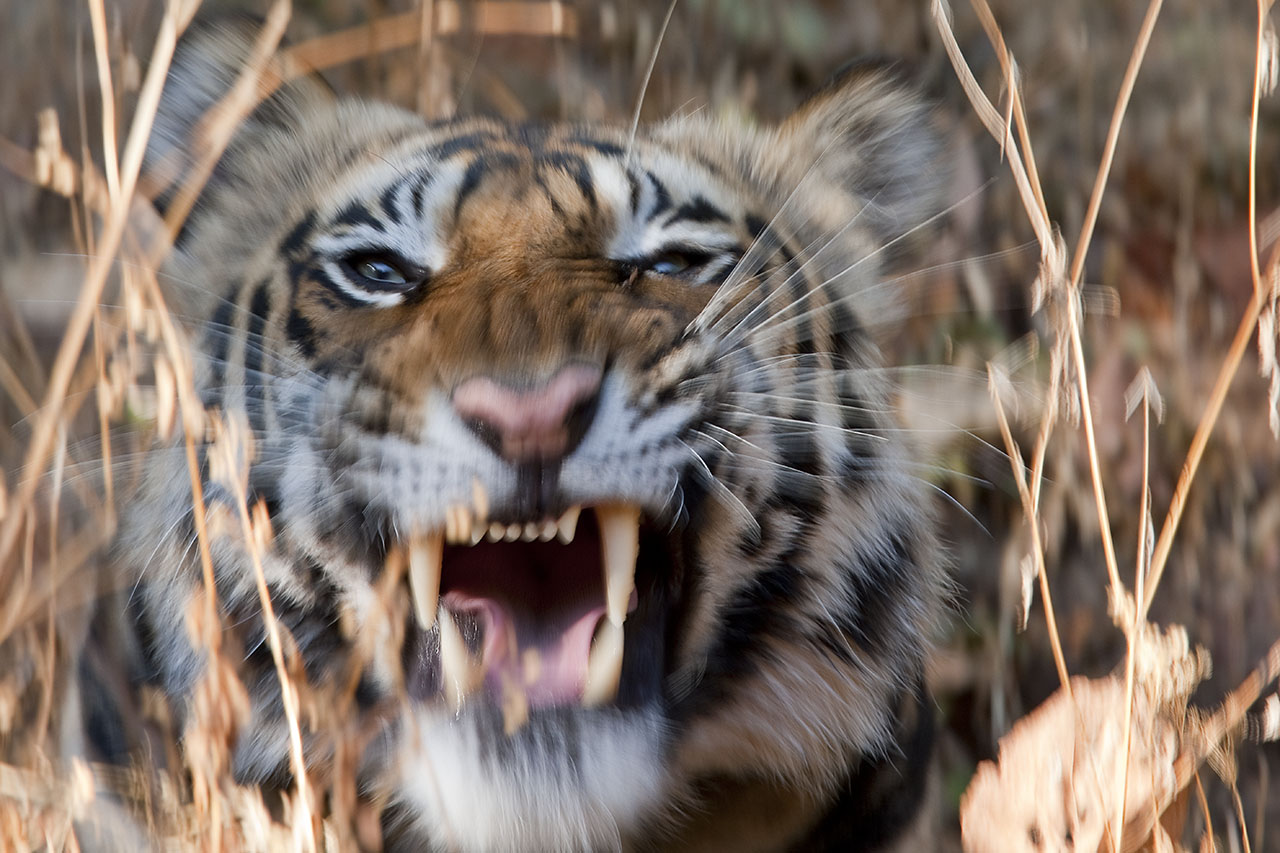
[111,21,947,853]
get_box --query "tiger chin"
[99,20,948,853]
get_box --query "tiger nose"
[452,364,603,463]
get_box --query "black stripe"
[245,280,272,435]
[202,296,237,408]
[832,529,912,657]
[798,675,933,850]
[278,211,317,259]
[429,132,496,161]
[285,306,318,359]
[540,152,597,212]
[333,200,384,232]
[664,195,730,227]
[454,157,488,218]
[568,136,626,158]
[745,213,770,241]
[410,174,430,218]
[379,180,404,226]
[645,171,672,218]
[625,168,642,215]
[675,552,805,721]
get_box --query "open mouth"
[399,503,654,730]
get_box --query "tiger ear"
[774,62,943,242]
[143,16,330,220]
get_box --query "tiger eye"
[649,252,694,276]
[356,258,409,286]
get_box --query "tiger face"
[125,23,945,851]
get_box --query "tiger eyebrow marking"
[379,180,405,226]
[644,170,673,218]
[332,199,384,232]
[664,195,731,227]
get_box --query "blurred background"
[2,0,1279,847]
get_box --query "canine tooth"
[583,620,624,707]
[471,477,489,523]
[500,672,529,736]
[556,505,581,544]
[596,504,640,628]
[522,522,540,542]
[408,530,444,630]
[539,520,557,541]
[488,522,505,542]
[438,606,479,712]
[522,649,543,686]
[504,524,521,542]
[469,521,485,545]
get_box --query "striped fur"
[109,21,947,852]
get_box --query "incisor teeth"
[583,620,624,707]
[438,606,480,712]
[596,504,640,628]
[408,530,443,630]
[556,505,581,544]
[539,520,557,542]
[522,522,540,542]
[504,523,521,542]
[488,522,505,542]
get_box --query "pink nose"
[452,365,603,462]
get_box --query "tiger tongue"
[443,592,606,707]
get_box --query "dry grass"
[2,1,1279,850]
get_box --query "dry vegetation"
[2,0,1280,850]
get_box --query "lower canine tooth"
[438,606,480,712]
[583,620,624,707]
[408,530,443,630]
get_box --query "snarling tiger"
[96,20,947,852]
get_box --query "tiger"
[93,19,948,852]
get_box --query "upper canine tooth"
[583,620,624,707]
[556,505,581,544]
[408,530,444,630]
[596,504,640,628]
[469,521,485,545]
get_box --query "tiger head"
[129,22,946,851]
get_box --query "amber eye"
[646,248,717,278]
[341,251,426,293]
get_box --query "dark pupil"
[358,259,406,284]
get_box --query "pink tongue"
[444,592,606,708]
